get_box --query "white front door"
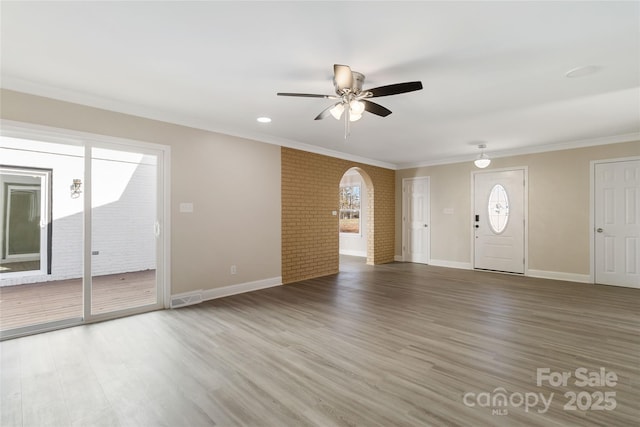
[594,160,640,288]
[474,169,525,273]
[403,177,430,263]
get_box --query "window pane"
[339,185,360,234]
[488,184,509,233]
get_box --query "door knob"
[424,224,428,228]
[596,228,603,233]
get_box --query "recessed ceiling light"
[565,65,600,78]
[257,117,272,123]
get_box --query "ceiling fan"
[277,64,423,138]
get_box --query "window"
[0,166,52,275]
[339,185,361,234]
[488,184,509,234]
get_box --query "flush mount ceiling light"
[474,144,491,168]
[256,117,272,123]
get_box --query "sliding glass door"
[0,133,167,339]
[90,147,161,317]
[0,139,84,334]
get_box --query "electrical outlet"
[230,265,237,275]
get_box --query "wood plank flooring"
[1,258,639,426]
[0,270,156,331]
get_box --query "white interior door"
[474,169,525,273]
[595,160,640,288]
[403,177,430,264]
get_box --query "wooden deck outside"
[0,270,156,331]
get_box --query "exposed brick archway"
[339,167,375,265]
[281,147,395,284]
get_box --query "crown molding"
[396,133,640,170]
[1,79,397,170]
[3,79,637,172]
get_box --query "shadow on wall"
[1,149,156,287]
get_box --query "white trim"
[339,249,367,257]
[1,120,170,155]
[527,269,591,284]
[7,87,636,171]
[0,317,83,341]
[408,257,592,283]
[394,255,405,262]
[398,133,640,169]
[1,97,396,168]
[428,259,473,270]
[162,146,172,309]
[170,277,283,308]
[83,145,92,320]
[201,277,282,302]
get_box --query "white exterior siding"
[0,138,156,286]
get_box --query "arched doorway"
[338,167,374,268]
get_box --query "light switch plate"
[179,202,194,213]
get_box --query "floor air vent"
[170,291,203,308]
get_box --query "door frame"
[401,176,430,263]
[590,156,640,285]
[0,166,52,277]
[470,166,528,274]
[0,120,171,339]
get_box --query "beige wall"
[4,89,637,290]
[396,141,640,276]
[1,89,282,294]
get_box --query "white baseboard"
[340,250,367,257]
[170,276,282,308]
[527,270,591,284]
[394,255,405,262]
[202,276,282,301]
[171,268,592,308]
[428,259,473,270]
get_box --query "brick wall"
[1,144,156,286]
[281,147,395,284]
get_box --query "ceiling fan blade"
[314,102,341,120]
[333,64,353,92]
[367,81,423,98]
[363,100,392,117]
[277,92,333,98]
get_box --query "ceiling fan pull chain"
[344,106,350,139]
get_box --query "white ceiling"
[2,1,639,169]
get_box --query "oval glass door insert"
[488,184,509,233]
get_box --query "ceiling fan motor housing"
[334,71,366,95]
[351,71,365,93]
[277,64,422,124]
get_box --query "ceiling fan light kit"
[278,64,423,138]
[329,103,344,120]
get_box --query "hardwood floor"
[0,270,156,331]
[1,258,638,426]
